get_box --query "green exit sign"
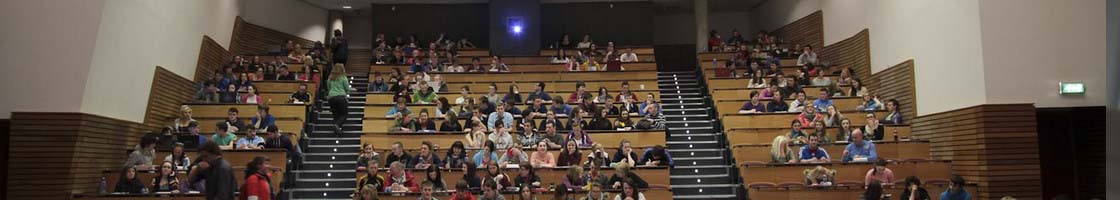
[1059,82,1085,95]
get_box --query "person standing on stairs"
[330,29,348,64]
[327,63,353,136]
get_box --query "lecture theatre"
[1,0,1117,199]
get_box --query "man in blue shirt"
[812,88,834,112]
[250,105,276,131]
[940,175,972,200]
[842,129,878,162]
[799,135,830,163]
[487,103,514,130]
[235,132,265,149]
[526,82,553,103]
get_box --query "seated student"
[566,108,589,131]
[615,181,647,200]
[123,135,158,170]
[234,73,253,92]
[551,98,574,118]
[484,161,513,189]
[504,84,523,104]
[355,143,380,171]
[171,105,198,134]
[588,108,615,130]
[449,180,476,200]
[288,83,311,104]
[488,103,515,130]
[941,175,972,200]
[150,161,182,193]
[769,135,798,164]
[241,85,263,104]
[638,99,661,118]
[219,84,240,103]
[299,64,321,85]
[489,56,510,72]
[518,118,541,146]
[857,93,884,111]
[638,145,673,167]
[439,112,463,132]
[390,111,417,132]
[211,122,238,149]
[788,91,808,112]
[479,179,504,200]
[862,112,886,141]
[250,104,275,132]
[453,86,471,105]
[883,99,905,124]
[557,140,583,167]
[164,143,191,170]
[523,98,548,119]
[490,123,514,150]
[799,135,831,163]
[568,82,591,104]
[114,166,146,193]
[863,180,886,200]
[385,97,411,118]
[504,101,523,116]
[811,70,832,87]
[738,91,767,113]
[413,81,438,104]
[620,48,639,63]
[385,161,419,192]
[356,159,385,193]
[607,162,648,189]
[842,130,879,163]
[586,143,612,168]
[417,181,439,200]
[235,132,265,150]
[415,109,438,132]
[865,159,895,187]
[567,123,594,147]
[619,96,640,115]
[788,120,807,144]
[530,141,557,168]
[813,88,835,112]
[473,141,501,167]
[409,141,442,169]
[500,143,529,166]
[524,82,552,103]
[809,120,833,144]
[615,110,635,131]
[798,104,823,129]
[900,176,932,200]
[823,105,844,127]
[276,65,296,80]
[384,142,413,168]
[512,162,542,189]
[368,72,388,93]
[430,75,449,93]
[466,120,488,148]
[767,90,790,112]
[803,165,835,186]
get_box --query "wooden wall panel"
[820,29,871,80]
[769,11,824,50]
[867,60,917,124]
[143,67,198,130]
[911,104,1041,200]
[195,35,233,82]
[230,16,315,56]
[7,113,148,200]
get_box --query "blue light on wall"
[508,17,523,35]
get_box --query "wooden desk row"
[366,92,662,105]
[370,62,657,73]
[713,97,864,115]
[101,166,284,197]
[749,184,975,200]
[711,86,856,101]
[726,125,912,144]
[107,150,288,194]
[359,166,671,189]
[359,130,665,151]
[434,80,661,94]
[192,118,303,134]
[739,160,953,184]
[731,140,931,164]
[361,116,652,133]
[540,47,655,55]
[706,76,840,90]
[185,103,308,122]
[253,81,316,95]
[720,111,887,130]
[71,189,674,200]
[392,70,657,82]
[697,52,796,63]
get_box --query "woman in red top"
[708,30,723,52]
[240,156,272,200]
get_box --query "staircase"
[289,75,369,199]
[659,71,743,200]
[345,48,371,75]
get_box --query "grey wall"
[342,11,372,49]
[708,11,756,42]
[489,0,541,56]
[370,4,490,48]
[652,12,695,45]
[1107,0,1119,199]
[540,2,654,47]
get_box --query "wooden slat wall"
[143,67,198,129]
[194,35,233,82]
[819,29,871,80]
[769,10,824,50]
[911,104,1041,199]
[867,60,917,124]
[230,16,315,56]
[7,113,148,200]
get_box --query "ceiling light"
[342,5,352,9]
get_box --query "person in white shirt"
[797,45,818,66]
[619,48,639,63]
[788,91,808,112]
[577,34,593,49]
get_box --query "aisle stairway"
[659,71,743,200]
[345,49,371,75]
[289,75,369,199]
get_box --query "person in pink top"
[864,159,895,187]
